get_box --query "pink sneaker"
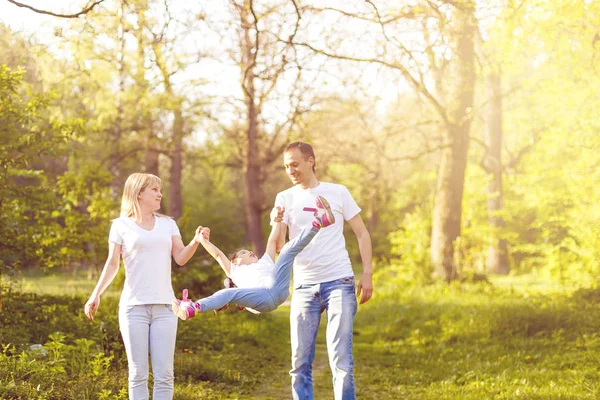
[172,289,201,320]
[303,195,335,228]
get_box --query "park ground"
[1,272,600,399]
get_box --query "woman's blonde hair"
[120,173,163,222]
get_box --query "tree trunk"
[430,5,476,281]
[109,1,126,199]
[152,40,183,220]
[168,106,183,220]
[241,2,266,255]
[145,138,159,176]
[133,2,160,178]
[244,101,266,255]
[484,71,510,274]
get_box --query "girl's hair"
[120,173,163,222]
[285,141,316,173]
[229,249,245,263]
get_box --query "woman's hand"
[84,295,100,321]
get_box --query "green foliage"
[0,65,82,276]
[381,207,433,287]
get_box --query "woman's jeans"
[290,276,358,400]
[197,226,320,313]
[119,304,178,400]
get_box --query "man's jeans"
[119,304,178,400]
[290,276,358,400]
[197,226,320,313]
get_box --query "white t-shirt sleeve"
[274,192,290,226]
[169,217,182,237]
[260,253,274,265]
[108,219,123,244]
[229,263,239,279]
[341,185,361,221]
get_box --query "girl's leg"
[174,287,276,319]
[271,226,320,302]
[197,287,276,313]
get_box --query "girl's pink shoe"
[172,289,201,320]
[303,195,335,228]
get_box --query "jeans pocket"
[339,276,355,285]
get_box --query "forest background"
[1,0,600,398]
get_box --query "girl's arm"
[84,242,121,320]
[265,207,284,261]
[197,227,232,276]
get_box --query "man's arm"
[347,214,373,304]
[266,207,284,260]
[197,227,232,276]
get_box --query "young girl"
[172,195,335,319]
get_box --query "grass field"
[2,271,600,399]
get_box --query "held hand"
[272,206,285,223]
[201,227,210,242]
[84,295,100,321]
[194,226,209,243]
[356,274,373,305]
[193,226,203,243]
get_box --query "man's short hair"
[285,141,316,172]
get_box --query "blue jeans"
[196,226,320,313]
[290,276,358,400]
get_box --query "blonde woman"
[84,173,203,400]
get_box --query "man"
[274,141,373,400]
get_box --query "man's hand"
[356,273,373,304]
[271,206,285,224]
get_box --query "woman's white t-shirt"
[229,254,276,289]
[109,216,181,307]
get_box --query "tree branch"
[291,40,449,126]
[5,0,105,18]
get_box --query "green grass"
[2,272,600,399]
[2,269,121,297]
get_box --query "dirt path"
[248,309,333,400]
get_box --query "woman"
[84,173,202,400]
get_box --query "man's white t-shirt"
[109,215,181,307]
[229,254,276,289]
[274,182,361,284]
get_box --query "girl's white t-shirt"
[109,216,181,307]
[274,182,361,285]
[229,254,276,289]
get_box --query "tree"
[291,0,477,281]
[207,0,312,254]
[4,0,105,18]
[0,65,81,276]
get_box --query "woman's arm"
[172,226,203,266]
[84,242,121,320]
